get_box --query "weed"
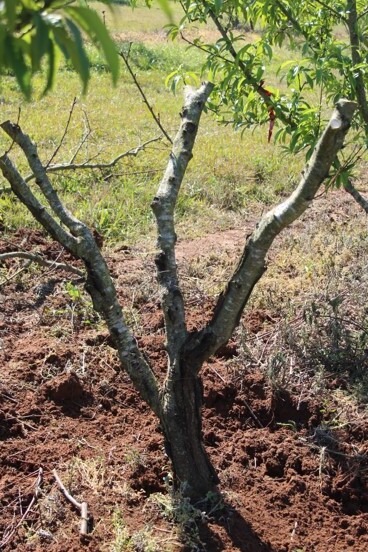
[72,456,107,494]
[124,448,147,468]
[110,509,163,552]
[111,510,131,552]
[149,487,224,550]
[64,282,83,302]
[286,299,368,399]
[267,351,291,391]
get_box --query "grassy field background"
[0,0,305,243]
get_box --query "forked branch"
[1,137,162,192]
[25,136,162,182]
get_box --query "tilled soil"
[1,221,368,551]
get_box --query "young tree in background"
[169,0,367,198]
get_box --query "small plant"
[72,456,107,494]
[267,351,290,391]
[64,281,83,302]
[111,510,131,552]
[110,509,162,552]
[124,448,147,468]
[150,487,224,550]
[149,490,203,548]
[290,299,368,398]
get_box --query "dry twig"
[0,251,84,286]
[0,467,43,549]
[69,106,92,164]
[119,47,173,144]
[46,97,77,167]
[52,469,89,535]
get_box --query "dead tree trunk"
[0,88,356,500]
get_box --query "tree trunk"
[160,364,219,499]
[0,96,357,502]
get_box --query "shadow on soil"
[197,504,272,552]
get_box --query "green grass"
[0,0,354,244]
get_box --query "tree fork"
[186,99,358,366]
[0,93,357,502]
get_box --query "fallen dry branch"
[0,467,43,549]
[52,469,89,536]
[0,251,84,280]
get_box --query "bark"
[344,1,368,212]
[151,83,214,368]
[0,122,161,416]
[347,0,368,126]
[160,368,219,499]
[151,83,219,497]
[0,86,218,499]
[184,99,357,367]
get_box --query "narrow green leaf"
[214,0,223,14]
[4,36,32,99]
[4,0,16,31]
[43,38,58,95]
[52,25,90,92]
[63,6,119,84]
[66,17,90,88]
[31,14,50,72]
[165,69,180,88]
[156,0,174,21]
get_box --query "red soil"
[1,225,367,551]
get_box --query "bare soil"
[1,196,368,551]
